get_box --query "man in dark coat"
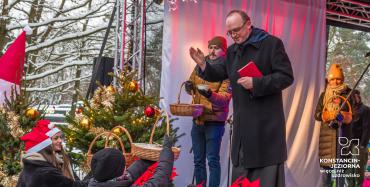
[87,135,174,187]
[189,9,294,187]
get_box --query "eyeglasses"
[226,21,247,36]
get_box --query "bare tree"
[0,0,115,104]
[0,0,164,104]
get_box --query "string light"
[168,0,197,11]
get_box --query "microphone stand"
[226,115,233,186]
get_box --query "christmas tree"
[0,87,43,186]
[61,70,182,170]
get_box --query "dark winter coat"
[16,153,87,187]
[88,142,174,187]
[351,103,370,147]
[197,27,294,168]
[314,88,352,167]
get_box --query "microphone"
[366,51,370,57]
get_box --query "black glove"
[328,122,339,129]
[197,87,212,98]
[336,113,344,123]
[184,81,194,94]
[163,135,174,149]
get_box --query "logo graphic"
[338,137,359,156]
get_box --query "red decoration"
[196,180,205,187]
[144,106,156,118]
[133,162,177,185]
[76,107,84,114]
[230,177,260,187]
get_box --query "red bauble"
[76,107,84,114]
[144,106,155,117]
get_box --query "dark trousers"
[191,122,225,187]
[232,144,285,187]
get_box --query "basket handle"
[178,82,195,104]
[323,95,353,115]
[87,132,126,155]
[110,126,134,145]
[149,110,170,144]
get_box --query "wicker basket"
[322,95,352,124]
[86,131,132,169]
[110,126,136,166]
[131,111,180,161]
[170,82,204,117]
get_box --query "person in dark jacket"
[348,90,370,187]
[189,9,294,187]
[87,135,174,187]
[16,124,87,187]
[184,36,231,187]
[314,63,353,187]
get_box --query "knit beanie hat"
[327,63,344,81]
[91,148,126,182]
[208,36,227,52]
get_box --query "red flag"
[0,29,28,104]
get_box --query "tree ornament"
[67,137,74,144]
[128,81,139,92]
[144,106,156,118]
[106,85,116,93]
[113,127,122,135]
[25,108,39,120]
[76,107,84,114]
[80,117,92,129]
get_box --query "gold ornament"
[80,118,92,129]
[25,108,39,120]
[106,85,116,93]
[128,81,138,92]
[67,137,74,144]
[113,127,122,135]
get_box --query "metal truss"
[327,0,370,30]
[114,0,146,84]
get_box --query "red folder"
[237,61,263,78]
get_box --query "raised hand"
[189,47,206,71]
